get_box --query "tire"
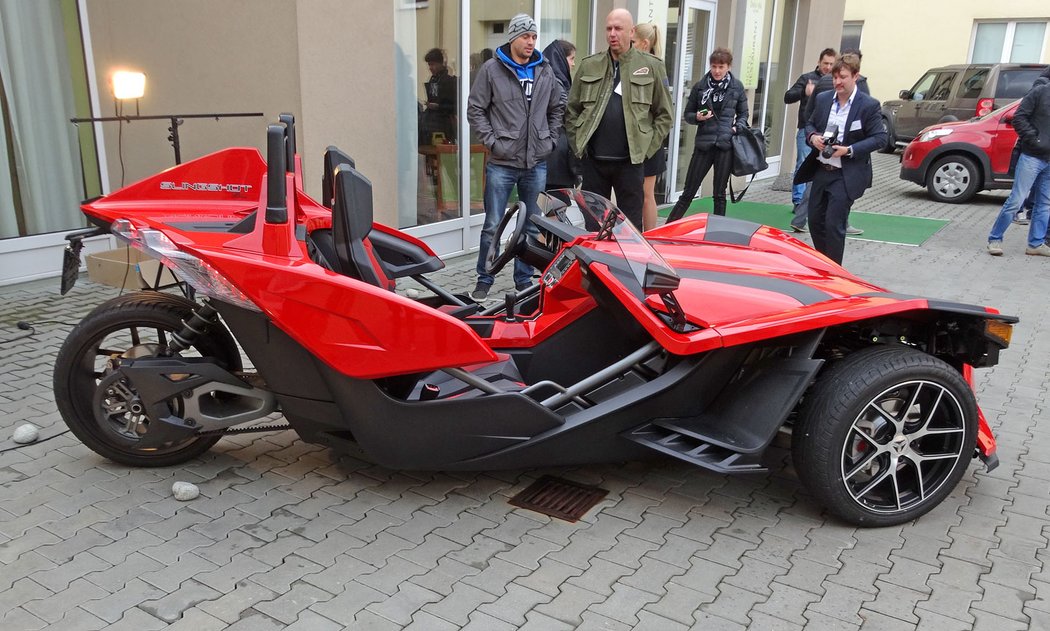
[926,154,980,203]
[792,346,977,527]
[878,116,897,153]
[53,292,242,467]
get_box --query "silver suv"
[881,63,1048,152]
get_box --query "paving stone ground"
[0,152,1047,629]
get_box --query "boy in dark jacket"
[666,47,748,221]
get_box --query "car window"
[960,68,990,98]
[910,73,937,100]
[928,72,957,100]
[996,69,1047,99]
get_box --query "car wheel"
[926,154,980,203]
[53,292,241,467]
[792,346,977,527]
[878,116,897,153]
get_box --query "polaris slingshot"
[54,116,1015,526]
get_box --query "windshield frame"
[539,189,680,296]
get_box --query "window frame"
[969,19,1048,63]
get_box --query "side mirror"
[642,262,680,295]
[899,89,913,100]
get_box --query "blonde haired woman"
[633,23,667,231]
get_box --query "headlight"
[112,219,261,312]
[919,128,953,143]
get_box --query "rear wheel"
[792,346,977,527]
[926,154,980,203]
[53,292,242,467]
[878,116,897,153]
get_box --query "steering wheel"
[483,201,530,275]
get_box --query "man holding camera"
[794,54,886,265]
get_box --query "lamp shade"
[112,71,145,99]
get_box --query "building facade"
[0,0,845,285]
[843,0,1050,103]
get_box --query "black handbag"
[729,127,768,202]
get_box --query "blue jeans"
[476,162,546,287]
[792,128,809,205]
[988,153,1050,248]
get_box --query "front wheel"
[926,154,980,203]
[53,292,242,467]
[792,347,977,527]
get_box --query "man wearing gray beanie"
[467,13,564,300]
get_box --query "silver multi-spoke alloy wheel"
[793,346,978,526]
[840,380,967,515]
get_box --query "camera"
[820,125,839,159]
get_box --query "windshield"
[537,189,679,296]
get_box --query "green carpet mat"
[658,198,948,247]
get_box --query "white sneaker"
[987,240,1003,256]
[845,225,864,235]
[1025,243,1050,257]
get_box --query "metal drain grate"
[508,475,609,522]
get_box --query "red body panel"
[79,147,1003,457]
[901,100,1019,178]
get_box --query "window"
[996,68,1047,99]
[928,72,956,101]
[959,67,990,99]
[841,21,862,53]
[970,21,1048,63]
[0,0,99,239]
[393,1,589,231]
[908,72,937,101]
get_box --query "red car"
[54,116,1015,526]
[900,100,1020,203]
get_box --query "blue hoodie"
[496,44,545,102]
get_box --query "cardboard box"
[86,247,179,290]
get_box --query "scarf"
[700,71,732,111]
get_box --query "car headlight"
[919,128,953,143]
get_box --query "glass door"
[666,0,716,199]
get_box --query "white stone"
[405,288,421,299]
[172,481,200,501]
[12,424,39,444]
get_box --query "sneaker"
[1013,215,1031,226]
[515,282,533,292]
[845,225,864,235]
[1025,243,1050,257]
[470,282,491,301]
[986,240,1003,256]
[790,224,808,233]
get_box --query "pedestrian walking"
[794,54,887,265]
[665,47,748,222]
[986,67,1050,257]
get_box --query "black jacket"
[784,67,824,129]
[1014,81,1050,159]
[543,40,577,188]
[684,73,749,151]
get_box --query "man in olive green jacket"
[566,9,673,228]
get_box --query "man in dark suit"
[794,54,886,265]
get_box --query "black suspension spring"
[167,300,220,355]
